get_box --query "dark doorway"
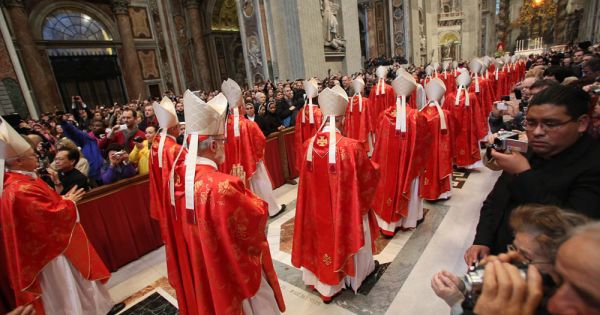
[50,54,127,110]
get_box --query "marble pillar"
[3,0,61,113]
[111,0,144,100]
[340,0,361,74]
[184,0,212,90]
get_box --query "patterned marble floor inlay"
[452,169,472,189]
[119,286,178,315]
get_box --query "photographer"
[471,221,600,315]
[101,143,136,184]
[48,147,90,195]
[432,204,588,314]
[59,115,103,184]
[71,96,93,130]
[464,85,600,265]
[128,126,156,175]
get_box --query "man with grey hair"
[472,221,600,315]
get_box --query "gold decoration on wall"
[211,0,240,32]
[516,0,557,37]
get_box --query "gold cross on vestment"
[316,136,328,146]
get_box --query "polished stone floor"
[106,166,500,315]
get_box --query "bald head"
[549,222,600,314]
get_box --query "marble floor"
[106,166,501,315]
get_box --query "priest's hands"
[489,149,531,175]
[62,186,86,203]
[231,164,246,187]
[473,261,543,315]
[464,244,490,265]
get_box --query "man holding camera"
[465,85,600,265]
[101,143,137,184]
[99,109,145,152]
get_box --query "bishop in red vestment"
[0,119,112,315]
[292,85,380,302]
[345,76,374,153]
[294,79,323,171]
[148,97,193,313]
[221,79,283,217]
[443,69,483,169]
[372,69,432,235]
[419,78,455,200]
[369,66,396,131]
[173,90,285,315]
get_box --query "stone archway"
[29,2,127,108]
[439,31,461,61]
[205,0,247,87]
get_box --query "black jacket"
[474,134,600,254]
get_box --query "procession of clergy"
[0,55,526,315]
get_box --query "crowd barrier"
[263,127,299,188]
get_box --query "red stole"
[173,164,285,315]
[371,107,431,223]
[419,105,454,200]
[0,172,110,314]
[220,116,266,178]
[294,105,323,172]
[344,95,374,150]
[292,132,379,285]
[443,90,483,167]
[369,82,396,133]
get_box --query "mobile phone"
[118,124,127,131]
[496,102,508,110]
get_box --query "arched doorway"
[37,6,126,108]
[206,0,247,87]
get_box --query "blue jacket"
[60,121,103,183]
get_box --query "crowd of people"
[1,40,600,315]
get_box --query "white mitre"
[305,85,348,171]
[0,117,33,193]
[181,90,228,212]
[153,96,179,167]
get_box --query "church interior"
[1,0,600,314]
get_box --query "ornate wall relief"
[392,0,407,57]
[237,0,267,83]
[137,49,160,80]
[129,7,152,39]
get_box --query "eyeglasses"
[507,244,552,265]
[522,118,576,131]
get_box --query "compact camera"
[462,262,556,310]
[485,131,528,160]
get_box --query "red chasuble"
[439,72,456,97]
[371,107,431,225]
[419,105,455,200]
[0,172,110,314]
[470,77,494,120]
[294,105,323,172]
[369,81,396,132]
[495,69,510,100]
[173,164,285,315]
[344,95,374,150]
[148,134,191,313]
[443,90,483,167]
[220,116,266,179]
[292,131,380,286]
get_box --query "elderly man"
[0,118,115,314]
[171,90,285,314]
[472,221,600,315]
[465,85,600,265]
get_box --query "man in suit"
[465,85,600,265]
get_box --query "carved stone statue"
[321,0,345,51]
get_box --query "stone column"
[184,0,212,90]
[3,0,61,113]
[111,0,144,100]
